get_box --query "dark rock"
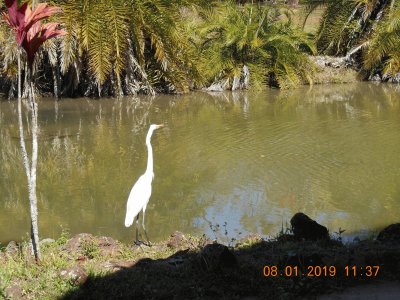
[200,243,237,270]
[219,246,238,269]
[5,284,23,299]
[377,223,400,243]
[290,213,329,241]
[59,265,88,285]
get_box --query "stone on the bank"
[64,233,120,257]
[200,243,238,270]
[377,223,400,243]
[59,265,88,285]
[5,284,23,299]
[370,74,381,81]
[167,231,188,248]
[64,233,94,252]
[389,73,400,83]
[5,241,19,255]
[290,213,329,241]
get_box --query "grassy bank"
[1,227,400,299]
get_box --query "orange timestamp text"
[263,265,380,277]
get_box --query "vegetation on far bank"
[1,0,398,98]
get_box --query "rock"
[382,73,391,81]
[377,223,400,243]
[59,265,88,285]
[206,78,230,91]
[200,243,238,270]
[370,74,381,81]
[167,231,188,248]
[310,56,346,69]
[5,241,19,255]
[5,283,23,299]
[290,213,329,241]
[96,236,120,256]
[389,73,400,83]
[63,234,120,257]
[64,233,94,253]
[219,246,238,269]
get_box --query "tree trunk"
[28,68,41,261]
[18,63,41,262]
[17,49,31,183]
[18,49,21,100]
[52,64,60,99]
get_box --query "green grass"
[1,229,399,299]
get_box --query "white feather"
[124,173,153,227]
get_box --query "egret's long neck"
[145,129,154,175]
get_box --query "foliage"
[57,0,207,95]
[303,0,400,78]
[1,0,318,95]
[0,0,207,96]
[194,1,315,89]
[363,0,400,76]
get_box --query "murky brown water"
[1,83,400,244]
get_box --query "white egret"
[125,124,164,245]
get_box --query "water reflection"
[1,83,400,244]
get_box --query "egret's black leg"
[134,215,140,245]
[142,210,151,246]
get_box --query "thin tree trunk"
[28,68,41,261]
[18,62,41,262]
[52,65,60,99]
[23,61,29,98]
[17,48,31,181]
[18,49,21,100]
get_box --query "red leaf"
[3,0,65,68]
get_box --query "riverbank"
[1,215,399,299]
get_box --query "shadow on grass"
[61,233,400,300]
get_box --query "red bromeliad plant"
[3,0,65,68]
[2,0,65,262]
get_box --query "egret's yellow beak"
[156,124,164,129]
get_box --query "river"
[1,83,399,244]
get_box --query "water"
[1,83,400,244]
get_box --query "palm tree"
[363,0,400,78]
[195,1,315,89]
[1,0,207,97]
[58,0,206,96]
[303,0,399,79]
